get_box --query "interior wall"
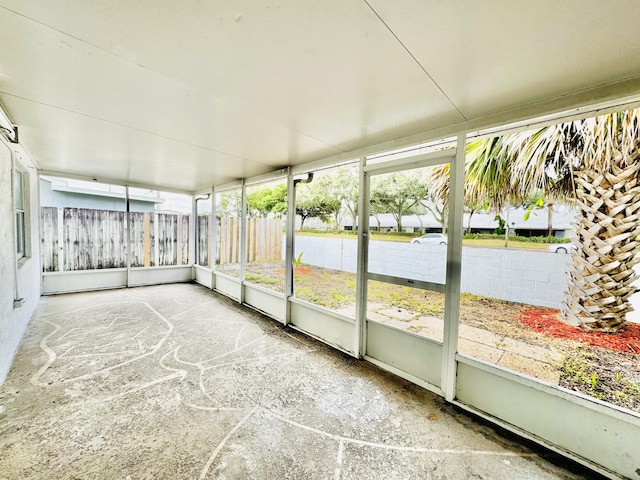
[0,137,40,384]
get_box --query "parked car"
[411,233,447,245]
[547,243,577,254]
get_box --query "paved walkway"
[0,284,596,479]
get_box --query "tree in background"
[246,184,287,218]
[312,167,358,228]
[370,172,430,232]
[216,189,243,218]
[328,166,359,230]
[463,201,489,235]
[295,182,341,230]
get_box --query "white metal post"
[192,196,198,267]
[153,213,159,267]
[240,179,247,304]
[354,157,369,357]
[284,168,295,326]
[441,134,465,401]
[210,191,216,271]
[125,185,131,287]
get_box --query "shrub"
[462,233,571,244]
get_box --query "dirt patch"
[558,348,640,411]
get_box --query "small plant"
[293,252,304,269]
[494,215,506,235]
[591,373,598,389]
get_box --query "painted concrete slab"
[0,284,601,479]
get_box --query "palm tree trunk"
[563,157,640,332]
[547,200,554,237]
[467,208,476,235]
[504,209,509,247]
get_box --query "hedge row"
[461,233,571,244]
[298,229,571,244]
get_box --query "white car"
[411,233,447,245]
[547,243,577,254]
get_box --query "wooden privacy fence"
[41,207,190,272]
[197,215,211,266]
[129,212,190,267]
[203,216,282,265]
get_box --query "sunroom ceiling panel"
[2,95,269,192]
[366,0,640,120]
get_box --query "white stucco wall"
[0,139,40,384]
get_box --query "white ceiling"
[2,1,640,192]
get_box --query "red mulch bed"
[294,268,313,275]
[276,267,313,275]
[520,309,640,354]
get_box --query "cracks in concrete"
[0,284,594,479]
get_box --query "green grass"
[296,230,556,250]
[296,230,409,243]
[462,239,550,250]
[245,272,280,286]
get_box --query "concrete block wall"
[0,139,41,384]
[293,236,571,309]
[369,241,447,284]
[460,247,570,308]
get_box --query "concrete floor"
[0,283,602,479]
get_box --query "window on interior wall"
[14,167,26,259]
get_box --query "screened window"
[14,168,25,258]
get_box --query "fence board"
[42,207,189,272]
[157,214,177,266]
[40,207,58,272]
[198,215,209,266]
[129,212,154,267]
[180,215,190,265]
[215,216,282,265]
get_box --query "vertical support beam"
[354,157,369,358]
[57,207,64,273]
[192,196,198,267]
[189,195,200,268]
[441,134,465,401]
[211,191,216,271]
[153,213,160,267]
[125,186,131,287]
[239,179,247,304]
[284,168,295,326]
[209,191,217,290]
[176,214,182,265]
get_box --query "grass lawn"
[297,231,554,250]
[462,238,550,250]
